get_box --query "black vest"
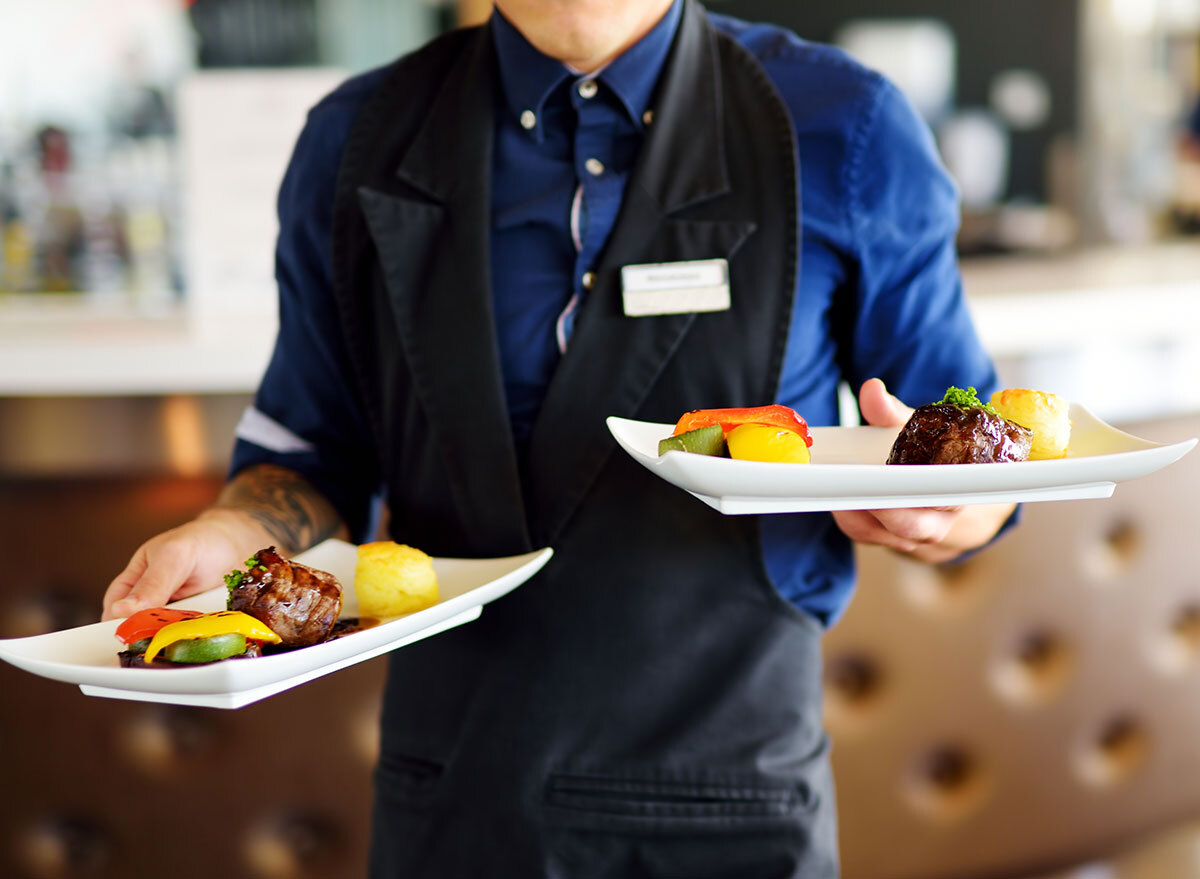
[332,3,838,876]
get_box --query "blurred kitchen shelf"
[0,293,274,396]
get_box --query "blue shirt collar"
[491,0,682,140]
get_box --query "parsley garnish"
[223,568,244,606]
[224,553,270,607]
[936,386,998,416]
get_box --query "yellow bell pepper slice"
[143,610,281,664]
[726,423,812,464]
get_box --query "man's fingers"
[102,551,147,621]
[105,545,193,621]
[832,510,918,553]
[833,507,961,553]
[871,507,958,546]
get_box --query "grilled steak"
[887,403,1032,465]
[229,547,343,647]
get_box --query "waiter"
[103,1,1016,875]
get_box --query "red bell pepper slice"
[673,405,813,447]
[115,607,204,645]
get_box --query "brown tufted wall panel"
[826,414,1200,879]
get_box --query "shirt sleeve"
[228,86,381,541]
[760,68,1018,628]
[840,76,997,407]
[840,77,1018,557]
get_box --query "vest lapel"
[525,0,755,547]
[358,26,532,551]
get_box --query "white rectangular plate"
[607,404,1196,515]
[0,540,552,709]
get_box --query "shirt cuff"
[234,406,316,454]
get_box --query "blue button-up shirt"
[489,3,682,445]
[231,4,1000,626]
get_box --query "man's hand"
[102,509,273,620]
[831,378,1015,564]
[102,464,347,620]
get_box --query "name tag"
[620,258,731,317]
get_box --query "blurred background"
[2,0,1200,877]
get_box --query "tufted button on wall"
[244,811,341,878]
[936,556,985,594]
[18,816,110,876]
[1083,516,1143,582]
[4,586,95,638]
[352,699,383,767]
[903,743,993,825]
[1145,600,1200,676]
[898,553,997,617]
[823,652,886,734]
[826,653,882,704]
[1075,714,1149,789]
[1169,604,1200,655]
[992,628,1075,707]
[118,705,218,776]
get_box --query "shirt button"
[642,109,654,126]
[578,79,598,99]
[584,157,604,177]
[582,271,596,290]
[520,110,536,130]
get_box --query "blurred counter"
[962,241,1200,423]
[0,294,274,396]
[0,241,1197,408]
[964,241,1200,358]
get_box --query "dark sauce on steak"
[260,617,382,656]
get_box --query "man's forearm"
[207,463,348,556]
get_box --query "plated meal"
[659,386,1072,467]
[610,389,1196,515]
[0,539,554,708]
[114,540,440,669]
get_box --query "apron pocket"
[544,770,817,832]
[375,752,443,807]
[368,754,444,876]
[542,770,828,879]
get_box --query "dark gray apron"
[330,2,838,875]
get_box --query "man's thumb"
[858,378,913,428]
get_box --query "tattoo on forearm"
[213,464,344,554]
